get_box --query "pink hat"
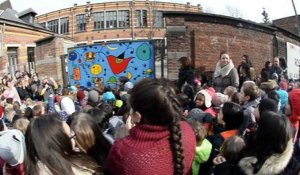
[206,87,216,99]
[279,81,288,91]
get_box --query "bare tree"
[224,5,243,18]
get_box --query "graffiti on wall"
[68,40,155,88]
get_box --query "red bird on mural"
[107,52,133,74]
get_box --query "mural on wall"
[68,40,155,88]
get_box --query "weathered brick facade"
[0,23,52,74]
[273,15,300,36]
[36,1,202,44]
[164,12,300,80]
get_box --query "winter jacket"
[192,139,212,175]
[178,67,195,91]
[238,139,294,175]
[213,60,239,93]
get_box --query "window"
[60,17,69,34]
[47,19,59,33]
[40,22,46,28]
[153,11,164,28]
[7,47,18,75]
[118,10,129,28]
[76,14,87,32]
[77,43,87,47]
[93,12,105,30]
[27,47,35,74]
[136,10,147,27]
[106,11,117,29]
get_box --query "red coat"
[106,121,196,175]
[289,89,300,129]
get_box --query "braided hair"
[129,78,185,175]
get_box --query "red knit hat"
[279,81,288,91]
[77,90,85,101]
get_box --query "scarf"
[214,59,235,78]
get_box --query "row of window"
[40,10,164,33]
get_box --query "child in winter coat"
[187,120,212,175]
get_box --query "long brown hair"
[130,78,185,174]
[25,114,102,175]
[70,112,111,167]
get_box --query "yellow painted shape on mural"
[90,64,102,75]
[127,72,132,79]
[107,45,118,51]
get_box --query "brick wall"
[35,37,65,84]
[189,22,273,77]
[36,1,202,44]
[273,16,299,36]
[0,25,51,75]
[165,13,300,81]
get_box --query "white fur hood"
[238,139,294,175]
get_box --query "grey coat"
[213,68,239,93]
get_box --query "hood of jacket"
[238,139,294,175]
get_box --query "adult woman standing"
[177,57,195,92]
[106,78,196,175]
[213,51,239,93]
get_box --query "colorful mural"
[67,40,155,88]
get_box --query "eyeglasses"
[69,131,76,140]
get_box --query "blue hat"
[102,91,116,102]
[69,85,77,92]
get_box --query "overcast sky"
[9,0,300,23]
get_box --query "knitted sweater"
[106,121,196,175]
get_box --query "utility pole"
[291,0,300,36]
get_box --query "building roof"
[0,5,51,32]
[0,8,25,23]
[273,15,300,22]
[163,11,300,41]
[17,8,37,18]
[0,0,12,10]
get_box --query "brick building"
[0,0,54,75]
[273,15,300,36]
[35,1,202,44]
[164,12,300,80]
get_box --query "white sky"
[8,0,300,23]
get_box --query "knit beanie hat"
[0,129,26,166]
[77,90,85,101]
[212,92,229,107]
[187,108,213,123]
[102,91,116,102]
[69,85,77,93]
[279,81,288,91]
[114,100,123,108]
[60,97,75,116]
[88,90,99,103]
[124,82,134,91]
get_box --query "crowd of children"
[0,52,300,175]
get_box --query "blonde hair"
[13,118,30,134]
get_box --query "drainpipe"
[130,0,135,40]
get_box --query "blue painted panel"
[67,40,155,88]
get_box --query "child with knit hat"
[194,87,217,117]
